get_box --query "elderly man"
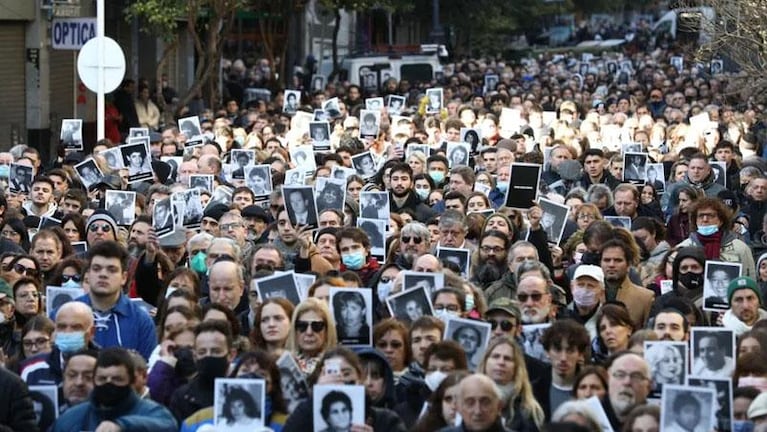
[413,254,441,273]
[435,210,470,250]
[516,275,554,325]
[723,276,767,336]
[439,374,507,432]
[485,241,539,303]
[394,222,431,269]
[563,265,605,339]
[207,259,246,314]
[663,153,726,214]
[602,352,652,430]
[218,211,254,273]
[186,232,214,276]
[61,349,98,410]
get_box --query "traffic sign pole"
[97,0,104,140]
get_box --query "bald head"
[413,254,441,273]
[55,301,95,347]
[56,301,94,328]
[458,374,503,431]
[208,260,244,311]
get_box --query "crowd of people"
[1,39,767,432]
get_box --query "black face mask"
[581,252,601,266]
[174,347,197,377]
[679,272,704,291]
[197,356,229,383]
[92,382,132,407]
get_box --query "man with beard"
[600,239,655,328]
[392,222,431,269]
[723,276,767,336]
[388,163,435,223]
[470,230,510,290]
[516,275,554,325]
[127,217,152,258]
[241,205,269,244]
[485,241,539,303]
[602,351,652,430]
[652,308,689,341]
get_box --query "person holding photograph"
[334,291,369,344]
[359,113,378,137]
[127,148,150,176]
[282,347,406,431]
[221,385,263,428]
[448,145,468,168]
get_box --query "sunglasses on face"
[400,236,423,244]
[517,292,544,303]
[11,263,38,278]
[88,224,112,233]
[62,274,81,283]
[295,320,326,333]
[489,319,515,332]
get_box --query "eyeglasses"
[62,274,81,283]
[88,224,112,233]
[489,319,515,332]
[611,370,649,383]
[11,263,38,278]
[401,236,423,244]
[434,305,460,313]
[221,223,242,231]
[480,245,505,254]
[17,291,40,300]
[22,337,50,349]
[295,320,326,333]
[376,341,404,349]
[517,292,545,303]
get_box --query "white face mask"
[377,281,393,303]
[435,309,460,323]
[424,370,447,392]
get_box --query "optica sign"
[52,18,97,50]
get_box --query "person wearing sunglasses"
[85,210,118,247]
[286,298,337,375]
[394,222,431,270]
[485,298,522,340]
[1,254,39,288]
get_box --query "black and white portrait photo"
[322,97,341,119]
[604,216,632,230]
[290,146,317,175]
[351,152,378,179]
[425,88,443,114]
[365,97,384,111]
[436,247,471,278]
[538,198,570,245]
[284,168,304,186]
[230,149,255,180]
[310,121,331,152]
[506,163,542,209]
[690,327,735,379]
[621,143,642,154]
[102,147,125,170]
[386,286,434,325]
[314,109,329,122]
[402,271,444,294]
[484,74,499,93]
[446,142,471,168]
[311,75,326,92]
[578,62,590,77]
[244,165,273,197]
[387,95,405,115]
[60,119,83,150]
[189,174,214,193]
[214,378,265,431]
[358,110,380,140]
[644,341,687,398]
[29,385,58,431]
[312,385,365,432]
[181,188,204,228]
[207,185,234,210]
[128,127,148,138]
[520,323,550,363]
[178,116,202,139]
[277,352,309,412]
[73,160,104,190]
[331,166,355,181]
[711,161,727,188]
[686,377,732,432]
[605,60,618,75]
[120,142,154,183]
[283,186,318,229]
[254,272,302,305]
[660,385,715,432]
[670,56,684,72]
[622,152,648,184]
[703,261,742,311]
[710,60,724,75]
[329,287,372,347]
[153,196,175,238]
[359,191,389,220]
[645,163,666,192]
[405,144,430,159]
[460,128,482,153]
[444,316,492,371]
[45,286,84,319]
[283,90,301,114]
[105,191,136,226]
[315,178,346,214]
[357,218,386,258]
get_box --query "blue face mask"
[429,171,445,184]
[415,189,430,200]
[733,420,755,432]
[697,224,719,236]
[62,279,82,290]
[190,252,207,274]
[55,331,86,353]
[496,181,509,193]
[0,165,9,178]
[342,252,365,270]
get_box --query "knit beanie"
[727,276,762,305]
[87,209,118,235]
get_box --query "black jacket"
[389,191,436,223]
[284,396,406,431]
[0,366,38,432]
[169,377,214,423]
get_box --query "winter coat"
[52,391,176,432]
[0,366,38,432]
[678,230,756,278]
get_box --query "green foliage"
[124,0,187,42]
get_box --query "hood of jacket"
[357,348,397,409]
[672,245,705,297]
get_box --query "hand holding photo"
[214,378,266,432]
[329,287,373,347]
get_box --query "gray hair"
[551,401,601,432]
[585,183,613,208]
[207,237,242,258]
[188,232,214,251]
[439,210,465,231]
[508,241,538,263]
[56,301,94,328]
[401,222,431,243]
[514,259,551,285]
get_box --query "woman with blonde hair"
[477,336,544,432]
[286,298,337,375]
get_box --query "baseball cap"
[573,265,605,284]
[486,298,521,321]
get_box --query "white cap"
[573,265,604,285]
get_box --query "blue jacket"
[52,294,157,360]
[52,391,177,432]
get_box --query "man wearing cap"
[723,276,767,336]
[86,209,119,247]
[564,264,605,339]
[241,205,269,243]
[200,204,227,237]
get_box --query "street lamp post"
[429,0,444,44]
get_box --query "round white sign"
[77,36,126,93]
